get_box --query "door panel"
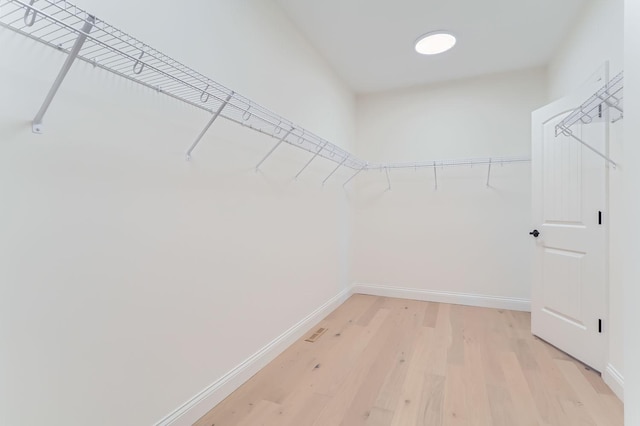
[531,78,607,371]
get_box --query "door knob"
[529,229,540,238]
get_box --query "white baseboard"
[603,363,624,401]
[154,288,352,426]
[351,283,531,312]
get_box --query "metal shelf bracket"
[385,167,391,191]
[322,157,347,186]
[255,128,293,171]
[433,162,438,190]
[185,92,233,161]
[32,15,95,134]
[295,142,327,179]
[343,165,366,187]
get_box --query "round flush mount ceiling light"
[414,31,456,55]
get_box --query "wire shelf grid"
[367,155,531,171]
[0,0,365,169]
[555,71,624,136]
[0,0,531,180]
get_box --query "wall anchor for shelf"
[255,128,293,171]
[322,157,347,186]
[295,142,327,179]
[185,92,233,160]
[32,15,95,134]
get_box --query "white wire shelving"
[364,155,531,190]
[555,71,624,167]
[0,0,531,187]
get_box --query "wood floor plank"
[560,399,598,426]
[388,327,435,425]
[499,351,543,426]
[370,306,424,411]
[418,374,446,425]
[313,308,390,397]
[487,384,519,426]
[356,296,388,326]
[271,391,331,426]
[312,306,403,425]
[364,407,395,426]
[556,359,617,426]
[236,399,281,426]
[443,365,467,426]
[522,366,568,425]
[423,301,440,328]
[447,304,465,366]
[340,301,425,425]
[195,296,623,426]
[513,338,540,371]
[580,364,615,395]
[601,394,624,426]
[462,325,494,426]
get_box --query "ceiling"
[275,0,591,94]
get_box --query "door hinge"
[599,319,602,333]
[598,211,602,225]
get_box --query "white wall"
[624,0,640,419]
[547,0,624,396]
[0,1,355,425]
[548,0,624,100]
[351,68,547,303]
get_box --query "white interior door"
[531,79,608,372]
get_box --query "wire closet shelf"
[0,0,531,184]
[555,71,624,136]
[554,71,623,167]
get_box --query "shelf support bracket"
[433,162,438,190]
[559,126,617,168]
[385,167,391,191]
[486,158,492,187]
[185,92,233,160]
[295,142,327,179]
[322,157,348,186]
[343,165,366,187]
[32,15,96,134]
[255,128,293,171]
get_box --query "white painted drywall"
[624,0,640,419]
[0,1,355,425]
[548,0,624,100]
[547,0,624,392]
[350,68,547,301]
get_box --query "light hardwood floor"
[195,295,623,426]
